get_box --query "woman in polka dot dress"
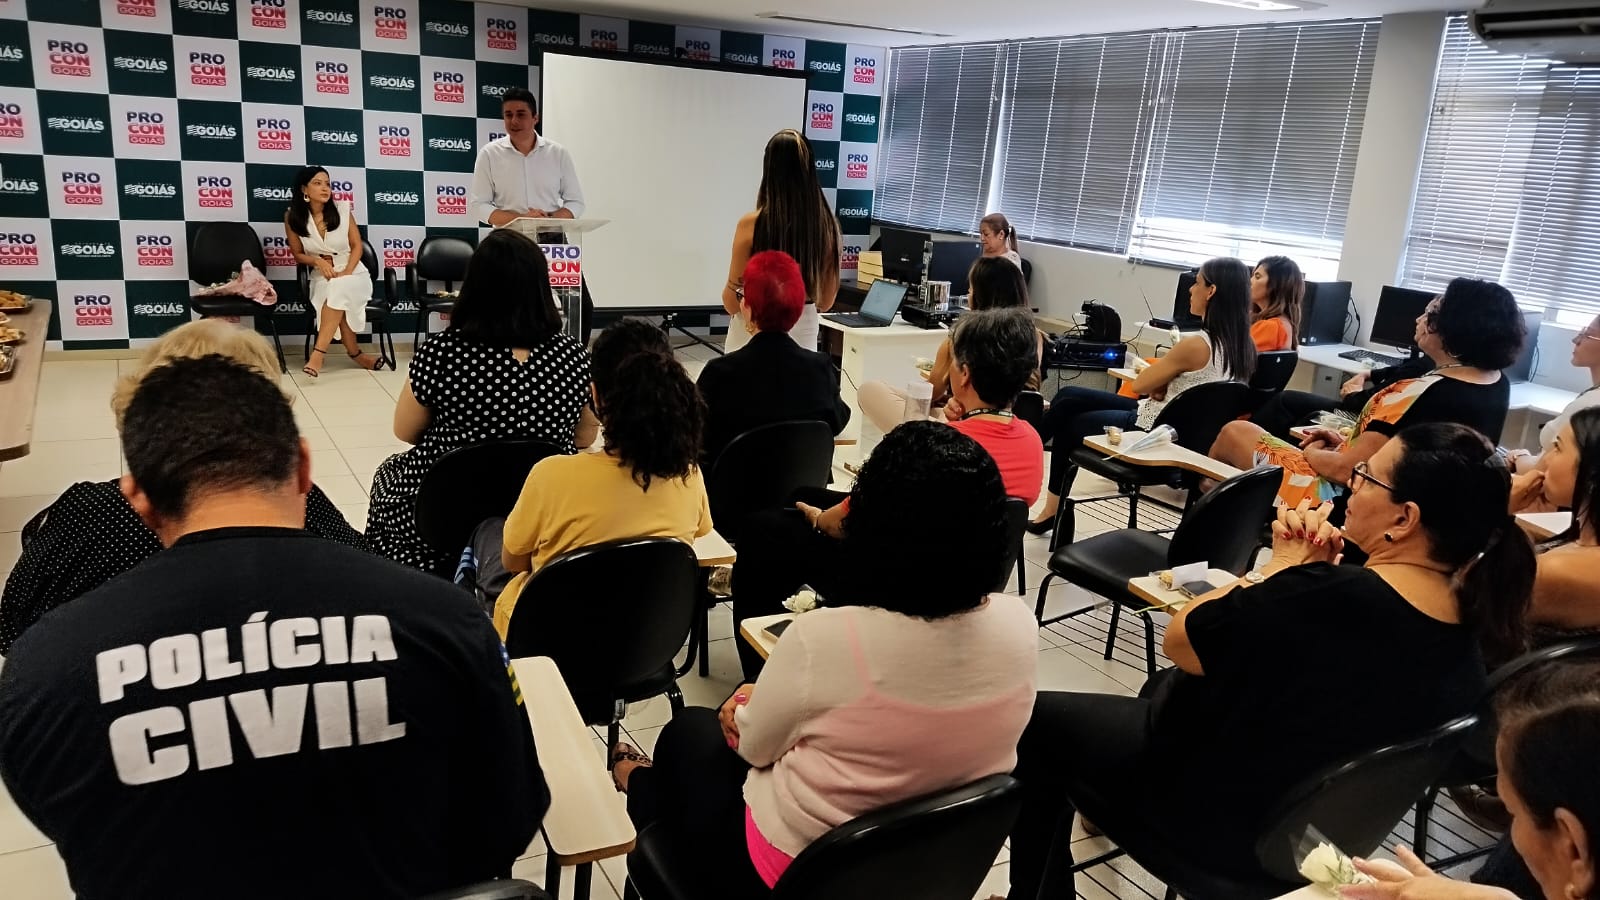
[366,230,595,575]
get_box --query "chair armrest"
[406,262,420,301]
[296,264,311,308]
[384,266,399,307]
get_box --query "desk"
[692,528,736,567]
[1517,511,1572,541]
[0,300,52,462]
[1126,568,1235,613]
[514,656,637,899]
[738,612,793,661]
[1108,366,1137,382]
[819,314,951,456]
[1081,431,1244,483]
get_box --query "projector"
[1046,339,1127,370]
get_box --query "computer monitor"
[1368,285,1436,352]
[879,227,931,285]
[927,240,983,299]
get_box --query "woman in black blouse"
[0,321,363,654]
[1004,423,1536,898]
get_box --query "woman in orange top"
[1249,255,1303,352]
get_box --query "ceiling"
[481,0,1466,45]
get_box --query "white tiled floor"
[0,342,1495,899]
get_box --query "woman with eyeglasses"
[1004,423,1536,899]
[1211,277,1524,508]
[1508,314,1600,514]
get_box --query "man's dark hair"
[451,230,564,348]
[950,307,1038,408]
[121,355,301,519]
[838,421,1008,618]
[501,87,538,115]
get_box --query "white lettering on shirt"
[97,644,148,703]
[109,707,189,785]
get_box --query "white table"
[1517,511,1572,540]
[1126,568,1237,613]
[819,314,951,458]
[692,528,736,567]
[738,612,794,661]
[514,656,636,899]
[1082,431,1245,483]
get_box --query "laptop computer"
[824,279,908,328]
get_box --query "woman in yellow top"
[1249,255,1303,352]
[492,320,713,637]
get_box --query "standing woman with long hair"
[721,129,842,353]
[284,165,386,376]
[1029,257,1256,533]
[1250,255,1303,351]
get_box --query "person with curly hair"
[1211,277,1524,508]
[610,421,1037,897]
[491,319,712,638]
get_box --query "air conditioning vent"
[1470,0,1600,64]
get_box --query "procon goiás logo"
[305,8,353,25]
[815,157,836,172]
[113,56,169,74]
[176,0,230,14]
[535,31,575,47]
[311,129,359,146]
[432,70,465,104]
[484,16,517,51]
[0,103,26,140]
[588,28,621,51]
[845,152,870,180]
[125,111,167,147]
[0,233,42,267]
[681,39,714,62]
[810,59,843,75]
[133,302,187,315]
[426,136,471,151]
[838,206,870,218]
[60,171,106,206]
[250,186,293,200]
[376,124,411,158]
[373,190,419,205]
[261,234,294,266]
[314,60,351,95]
[184,123,237,139]
[116,0,160,17]
[255,118,293,150]
[842,244,861,270]
[372,6,408,41]
[245,65,295,82]
[845,112,877,126]
[46,40,94,79]
[770,47,798,69]
[381,237,416,268]
[250,0,289,29]
[47,115,105,134]
[188,51,229,88]
[60,241,117,258]
[852,55,879,86]
[330,179,356,205]
[0,175,39,194]
[809,100,834,132]
[73,294,116,327]
[426,21,469,37]
[194,175,235,209]
[134,234,176,267]
[123,182,178,198]
[435,184,467,215]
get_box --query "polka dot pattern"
[364,330,590,576]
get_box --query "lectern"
[500,217,610,341]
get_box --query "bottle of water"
[1126,424,1177,453]
[903,380,934,422]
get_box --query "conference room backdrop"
[0,0,884,349]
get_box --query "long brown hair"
[980,212,1019,252]
[752,129,840,306]
[1254,256,1304,349]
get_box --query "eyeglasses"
[1576,331,1600,344]
[1350,461,1395,494]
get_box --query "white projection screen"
[540,53,807,312]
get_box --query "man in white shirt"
[470,87,593,337]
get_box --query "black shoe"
[1026,517,1054,535]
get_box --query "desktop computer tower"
[1300,281,1351,346]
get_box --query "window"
[1404,17,1600,319]
[874,43,1006,234]
[1129,20,1380,276]
[994,33,1162,254]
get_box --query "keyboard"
[1337,348,1405,368]
[822,313,891,328]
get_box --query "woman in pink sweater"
[613,421,1039,896]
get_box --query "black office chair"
[1248,351,1300,412]
[1070,714,1477,900]
[297,241,398,371]
[1412,635,1600,864]
[413,439,564,559]
[1049,380,1255,550]
[188,222,285,372]
[505,537,700,750]
[1036,465,1281,673]
[999,497,1030,595]
[624,774,1022,900]
[420,880,549,900]
[1020,257,1033,287]
[682,420,835,677]
[1013,389,1045,437]
[408,236,475,349]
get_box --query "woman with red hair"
[698,250,851,466]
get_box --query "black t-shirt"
[1151,564,1483,867]
[1362,372,1512,444]
[0,527,548,900]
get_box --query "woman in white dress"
[720,129,841,353]
[284,165,387,377]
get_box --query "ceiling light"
[1187,0,1311,10]
[755,12,955,38]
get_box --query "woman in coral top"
[611,421,1038,897]
[1249,255,1303,352]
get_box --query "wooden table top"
[1082,430,1244,482]
[0,300,52,462]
